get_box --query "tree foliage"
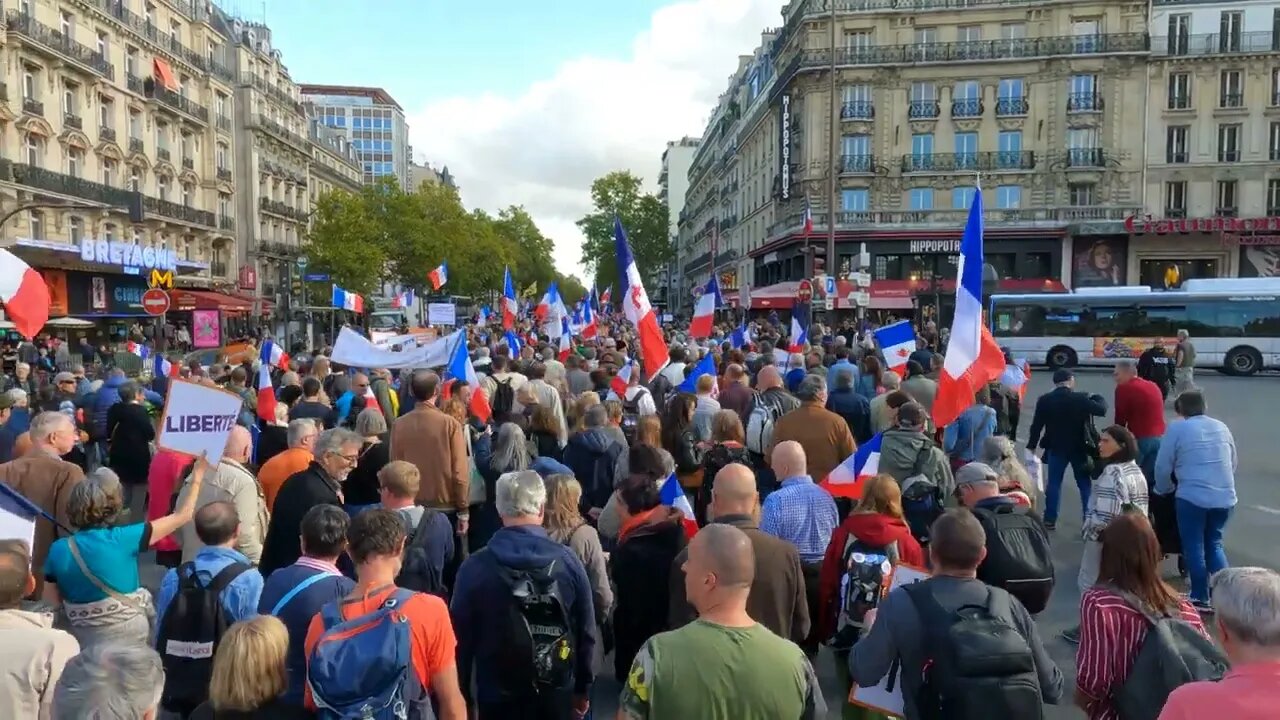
[304,178,561,300]
[577,171,671,295]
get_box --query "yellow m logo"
[148,269,174,289]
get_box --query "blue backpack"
[307,589,433,720]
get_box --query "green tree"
[492,206,558,290]
[556,273,586,305]
[303,188,388,296]
[577,171,671,294]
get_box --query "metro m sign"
[148,269,174,290]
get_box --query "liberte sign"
[79,238,179,272]
[1125,214,1280,234]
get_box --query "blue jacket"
[826,359,860,392]
[257,560,355,706]
[90,375,162,439]
[450,525,596,702]
[826,388,872,444]
[155,546,264,638]
[944,403,997,463]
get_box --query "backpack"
[156,561,253,715]
[648,372,674,414]
[830,537,898,651]
[397,509,446,597]
[1108,587,1229,720]
[900,447,944,544]
[904,581,1044,720]
[573,441,624,512]
[745,395,782,456]
[973,504,1055,615]
[620,388,649,445]
[492,557,575,695]
[986,384,1012,437]
[307,589,433,720]
[491,377,516,419]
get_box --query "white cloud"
[407,0,784,280]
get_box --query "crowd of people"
[0,315,1271,720]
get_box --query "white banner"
[331,326,460,370]
[427,303,456,326]
[157,380,244,465]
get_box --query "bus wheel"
[1225,347,1262,376]
[1047,346,1076,369]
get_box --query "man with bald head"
[743,364,799,495]
[619,523,825,720]
[668,463,809,644]
[174,425,268,563]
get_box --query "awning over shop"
[168,289,252,313]
[227,292,274,314]
[749,278,1068,311]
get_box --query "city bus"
[990,278,1280,376]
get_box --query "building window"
[60,12,73,39]
[129,111,141,140]
[1216,180,1238,216]
[216,93,227,118]
[103,223,116,242]
[952,186,976,209]
[103,159,115,186]
[1268,179,1280,214]
[957,25,981,43]
[996,78,1026,115]
[1165,181,1188,216]
[99,98,113,129]
[129,168,140,191]
[841,84,872,118]
[908,188,934,211]
[909,81,938,118]
[841,188,869,212]
[67,148,82,177]
[1167,14,1190,55]
[1218,123,1242,161]
[1068,74,1100,111]
[1068,183,1096,206]
[1167,73,1191,109]
[909,133,934,170]
[181,182,192,207]
[158,176,170,201]
[22,68,37,101]
[125,46,137,78]
[995,185,1022,209]
[1219,11,1243,52]
[1271,122,1280,160]
[62,82,77,116]
[216,143,228,170]
[96,32,108,59]
[1000,22,1026,40]
[1220,70,1243,107]
[25,135,41,166]
[1067,127,1100,166]
[1166,126,1189,163]
[69,216,84,243]
[1272,68,1280,106]
[955,131,978,168]
[29,211,44,240]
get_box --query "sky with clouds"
[254,0,787,279]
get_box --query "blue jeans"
[1043,451,1090,526]
[1136,437,1161,489]
[1175,498,1232,602]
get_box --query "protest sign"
[156,380,243,464]
[331,326,458,369]
[849,563,931,717]
[428,302,457,326]
[0,484,40,554]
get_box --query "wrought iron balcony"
[908,100,940,119]
[1152,31,1278,57]
[1067,92,1104,112]
[1219,93,1244,109]
[99,127,117,142]
[1215,206,1239,218]
[182,157,194,170]
[259,197,303,220]
[766,204,1143,237]
[840,154,875,173]
[22,98,43,116]
[143,194,215,227]
[995,97,1029,116]
[157,148,171,162]
[951,98,983,118]
[4,11,115,79]
[218,215,236,232]
[210,261,229,278]
[253,114,311,152]
[1167,94,1192,111]
[10,162,133,206]
[63,113,83,130]
[216,115,231,132]
[901,150,1035,173]
[1164,207,1187,219]
[841,101,874,120]
[128,137,144,154]
[152,86,209,122]
[240,73,306,115]
[1063,148,1108,168]
[217,167,233,182]
[1218,149,1242,162]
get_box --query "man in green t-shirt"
[617,524,825,720]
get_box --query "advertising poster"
[1071,236,1128,288]
[40,270,68,317]
[191,310,221,348]
[1092,337,1178,359]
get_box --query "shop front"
[1119,214,1266,288]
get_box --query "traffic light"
[126,192,145,224]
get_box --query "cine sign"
[148,269,174,290]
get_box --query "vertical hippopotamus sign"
[156,379,244,464]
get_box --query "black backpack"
[397,509,446,597]
[973,504,1055,615]
[904,581,1043,720]
[900,447,944,544]
[156,561,253,715]
[647,372,673,414]
[493,557,575,696]
[986,384,1012,437]
[620,388,649,445]
[491,378,516,419]
[831,537,898,651]
[1108,587,1229,720]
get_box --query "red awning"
[168,289,253,313]
[226,291,274,314]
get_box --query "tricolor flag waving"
[580,295,598,339]
[260,339,289,370]
[153,352,177,378]
[256,362,277,423]
[874,320,916,376]
[802,194,814,237]
[331,285,364,313]
[659,473,699,539]
[933,187,1006,428]
[428,262,449,291]
[788,311,809,353]
[616,217,668,380]
[599,285,612,308]
[558,315,572,361]
[501,267,518,330]
[688,275,721,340]
[0,249,51,339]
[730,321,752,350]
[822,432,882,500]
[444,335,492,423]
[610,357,634,398]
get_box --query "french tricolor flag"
[788,311,808,353]
[126,341,146,357]
[503,329,523,356]
[445,335,491,423]
[581,296,597,339]
[599,285,612,308]
[822,432,882,500]
[0,249,50,339]
[256,362,277,423]
[659,473,699,539]
[391,288,415,309]
[536,282,566,327]
[730,321,752,350]
[934,187,1006,428]
[428,262,448,291]
[477,305,489,325]
[331,285,364,313]
[874,320,916,376]
[802,195,814,237]
[558,315,572,361]
[260,339,289,370]
[688,276,720,340]
[616,217,668,380]
[153,352,177,378]
[610,357,634,398]
[501,267,518,330]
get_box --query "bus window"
[1082,306,1132,337]
[1129,306,1185,337]
[1214,298,1280,338]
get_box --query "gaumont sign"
[1125,214,1280,235]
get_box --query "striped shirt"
[760,475,839,563]
[1076,587,1206,720]
[1082,461,1149,541]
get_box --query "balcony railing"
[1064,148,1108,168]
[1168,94,1192,110]
[182,157,194,170]
[908,100,941,119]
[1164,207,1187,219]
[8,162,132,205]
[152,86,209,122]
[841,101,874,119]
[239,73,305,115]
[951,98,983,117]
[128,137,144,154]
[210,261,229,278]
[142,194,215,227]
[63,113,83,130]
[99,127,117,142]
[767,204,1143,236]
[840,154,876,173]
[901,150,1036,172]
[1219,93,1244,109]
[216,115,231,132]
[1067,92,1104,112]
[157,148,171,162]
[253,114,311,151]
[1218,149,1242,162]
[5,11,115,79]
[22,98,43,116]
[216,168,233,182]
[219,215,236,232]
[1215,206,1239,218]
[1152,31,1278,57]
[1167,151,1188,163]
[259,197,307,220]
[996,96,1029,116]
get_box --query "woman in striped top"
[1075,512,1209,720]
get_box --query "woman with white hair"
[42,460,207,648]
[472,422,531,549]
[53,643,165,720]
[979,435,1035,507]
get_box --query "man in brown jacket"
[668,463,809,644]
[0,412,83,596]
[768,374,856,483]
[390,370,469,539]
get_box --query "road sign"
[295,255,309,271]
[823,297,836,311]
[304,273,330,282]
[824,275,836,296]
[850,271,872,287]
[142,288,170,316]
[797,279,813,303]
[846,290,870,307]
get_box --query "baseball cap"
[1052,368,1074,384]
[54,371,76,385]
[955,462,1000,487]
